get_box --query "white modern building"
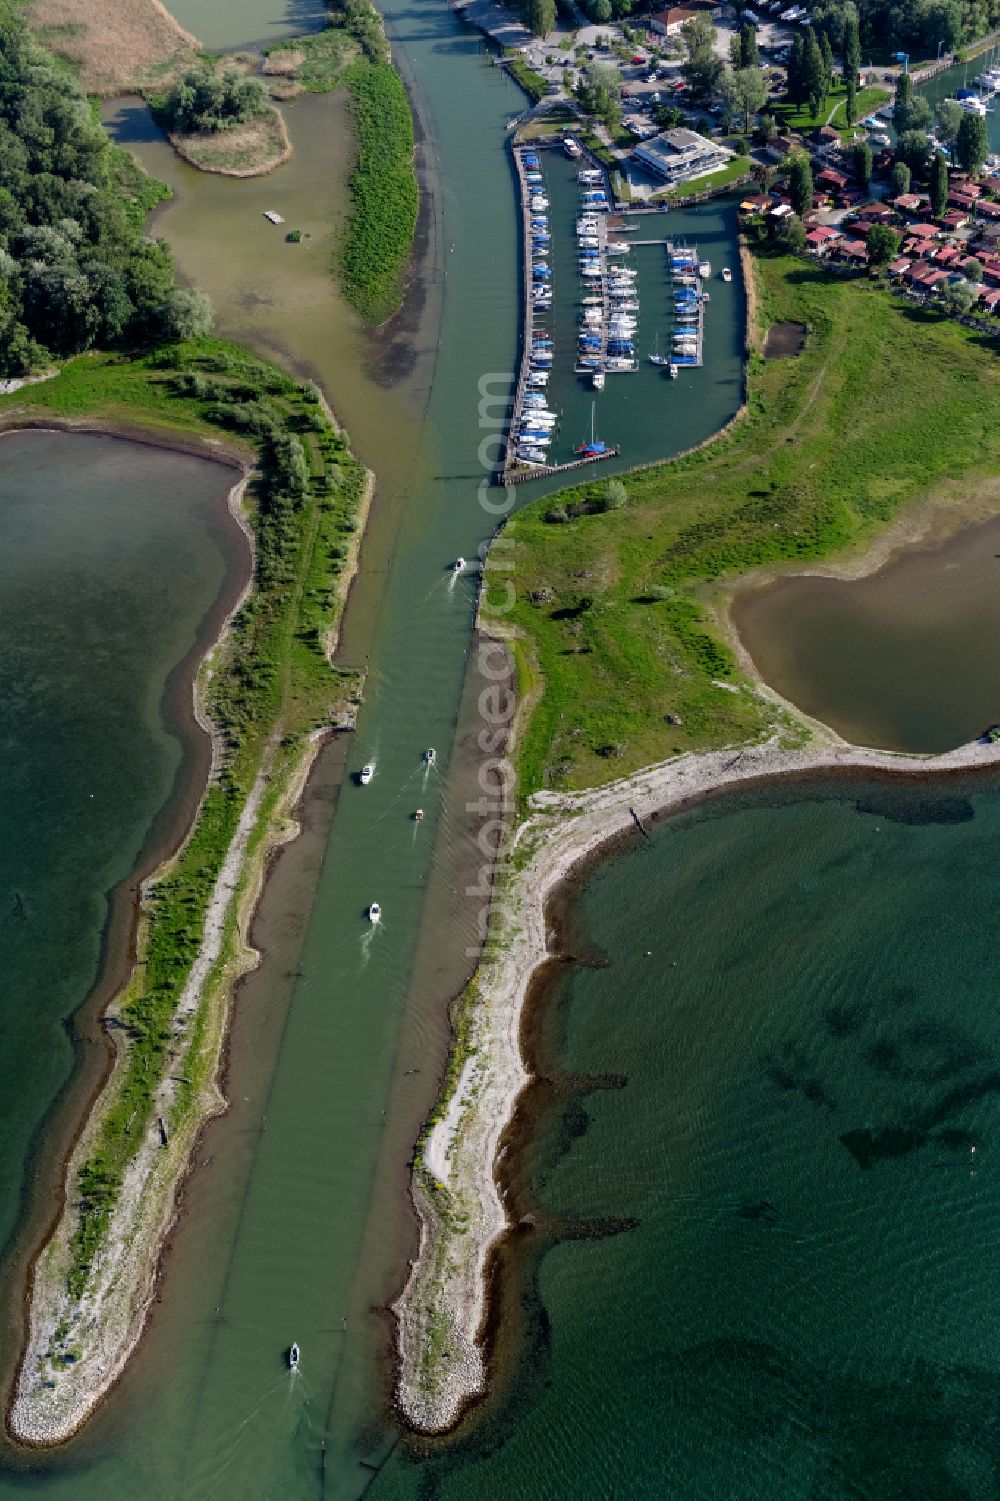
[631,127,732,185]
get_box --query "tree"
[789,152,813,216]
[786,33,806,105]
[776,213,807,251]
[892,71,913,132]
[755,111,777,144]
[866,223,899,266]
[159,66,268,134]
[575,61,621,130]
[852,139,873,187]
[804,30,827,116]
[739,21,758,69]
[939,279,978,315]
[964,256,983,281]
[930,147,949,216]
[843,5,861,84]
[956,111,988,174]
[926,0,964,53]
[680,13,723,97]
[891,160,911,196]
[898,129,931,177]
[160,288,214,341]
[845,79,857,125]
[720,65,767,133]
[935,97,963,143]
[525,0,556,35]
[819,31,834,89]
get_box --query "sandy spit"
[394,730,1000,1432]
[6,465,337,1446]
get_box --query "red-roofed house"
[648,6,704,33]
[941,209,970,230]
[805,225,842,255]
[922,269,951,291]
[854,203,896,225]
[980,258,1000,285]
[979,287,1000,312]
[886,257,911,276]
[893,194,925,212]
[904,221,938,240]
[977,199,1000,219]
[837,238,869,262]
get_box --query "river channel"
[0,1,743,1497]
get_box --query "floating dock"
[502,140,621,485]
[664,239,705,369]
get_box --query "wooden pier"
[664,238,705,369]
[502,444,622,484]
[501,140,624,486]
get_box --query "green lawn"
[654,154,753,201]
[828,85,891,132]
[483,255,1000,795]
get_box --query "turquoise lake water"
[0,428,242,1329]
[372,774,1000,1500]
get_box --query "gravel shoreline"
[394,730,1000,1432]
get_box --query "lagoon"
[0,428,244,1429]
[732,513,1000,752]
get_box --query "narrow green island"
[0,3,376,1444]
[394,246,1000,1431]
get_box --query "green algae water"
[0,429,244,1335]
[371,774,1000,1501]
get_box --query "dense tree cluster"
[575,61,623,130]
[680,13,724,97]
[0,4,209,376]
[808,0,998,58]
[156,66,269,135]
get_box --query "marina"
[504,142,715,480]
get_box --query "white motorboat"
[721,267,732,282]
[359,762,374,785]
[592,369,605,390]
[289,1343,300,1370]
[451,557,465,573]
[564,136,582,158]
[264,211,285,225]
[697,260,711,277]
[424,747,436,765]
[649,333,669,367]
[368,902,381,924]
[667,363,678,379]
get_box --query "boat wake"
[191,1371,296,1501]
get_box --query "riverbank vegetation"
[2,336,367,1310]
[262,28,361,97]
[0,4,207,376]
[21,0,198,96]
[341,58,419,323]
[483,253,1000,794]
[150,61,292,176]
